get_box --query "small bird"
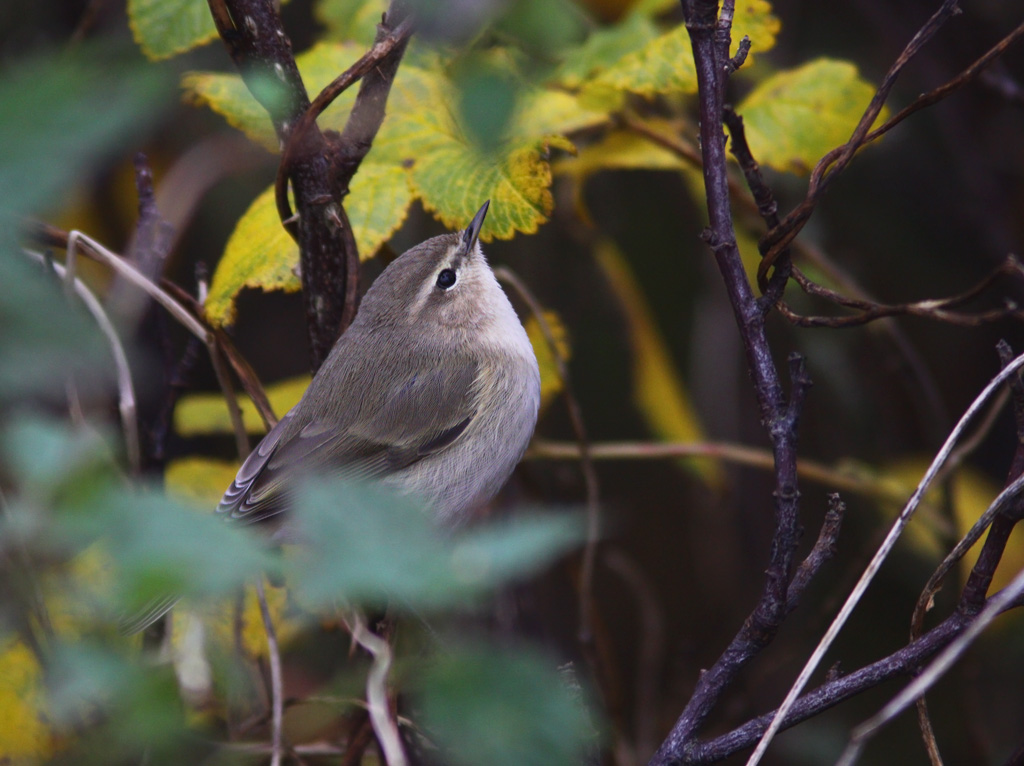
[124,202,540,634]
[218,200,541,529]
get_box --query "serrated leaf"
[128,0,217,60]
[174,375,310,436]
[738,58,882,175]
[525,312,571,414]
[285,479,581,611]
[595,241,722,486]
[553,127,688,219]
[590,0,779,98]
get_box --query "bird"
[217,200,541,530]
[123,201,540,633]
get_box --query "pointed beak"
[462,200,489,252]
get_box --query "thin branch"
[347,611,407,766]
[493,267,603,650]
[649,2,813,761]
[838,568,1024,765]
[748,349,1024,764]
[758,0,964,283]
[255,578,285,766]
[529,439,924,511]
[274,13,414,239]
[26,249,141,473]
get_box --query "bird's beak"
[462,200,489,253]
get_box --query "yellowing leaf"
[877,460,1024,593]
[412,140,564,240]
[738,58,882,175]
[595,241,721,485]
[205,187,300,326]
[129,0,217,61]
[0,641,53,762]
[174,375,311,436]
[590,1,778,98]
[525,312,571,414]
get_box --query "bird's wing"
[218,357,481,524]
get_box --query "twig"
[785,494,844,613]
[255,578,285,766]
[493,268,602,649]
[347,611,407,766]
[758,0,964,283]
[603,550,667,762]
[24,249,141,473]
[649,2,816,760]
[529,439,924,510]
[748,349,1024,764]
[837,567,1024,766]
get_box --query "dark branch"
[649,2,811,761]
[207,0,412,371]
[758,1,964,284]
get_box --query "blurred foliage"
[6,0,1024,764]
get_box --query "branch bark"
[648,2,811,762]
[207,0,412,371]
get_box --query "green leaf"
[416,643,599,766]
[285,478,581,611]
[738,58,881,175]
[552,12,658,89]
[316,0,385,45]
[0,49,167,223]
[128,0,217,60]
[173,375,310,436]
[595,241,722,486]
[589,0,779,98]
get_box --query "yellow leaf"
[738,58,885,175]
[553,127,687,219]
[174,375,311,437]
[877,460,1024,593]
[205,187,300,327]
[525,312,571,414]
[171,583,302,662]
[166,457,242,507]
[0,641,54,762]
[595,241,722,485]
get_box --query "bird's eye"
[436,268,457,289]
